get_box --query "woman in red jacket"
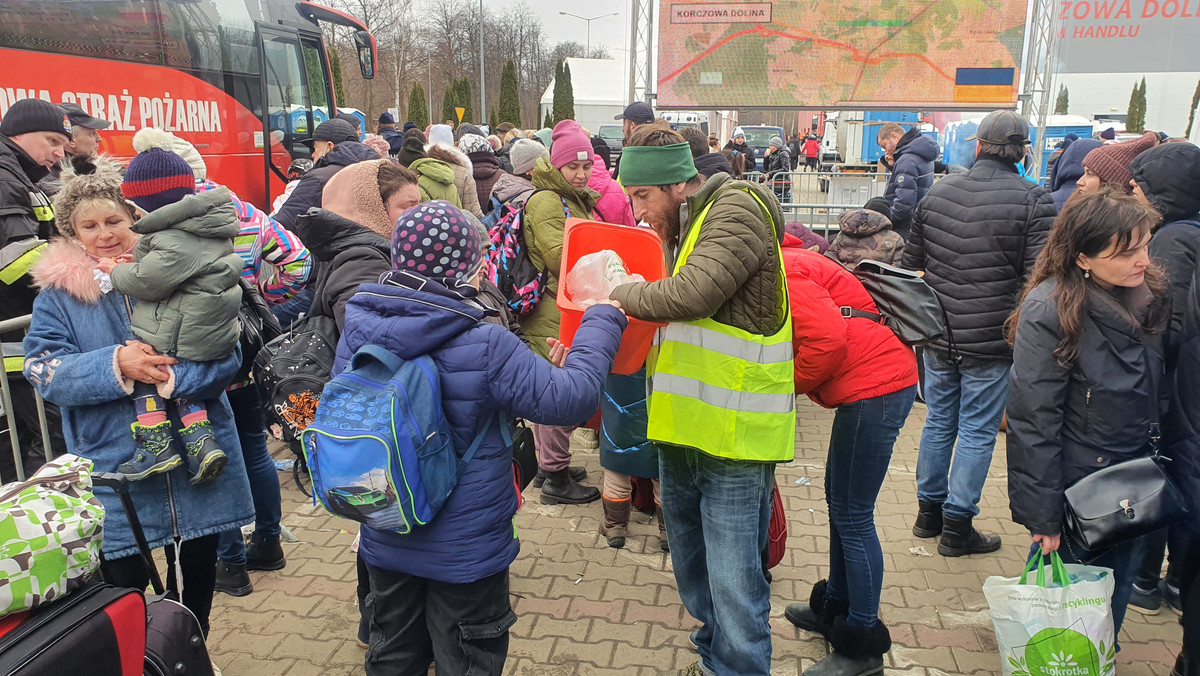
[779,231,918,676]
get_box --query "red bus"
[0,0,376,210]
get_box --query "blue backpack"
[300,344,492,534]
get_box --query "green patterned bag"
[0,455,105,618]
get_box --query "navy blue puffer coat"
[335,277,625,583]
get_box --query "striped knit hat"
[121,147,196,212]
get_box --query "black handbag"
[235,279,283,383]
[1062,368,1190,552]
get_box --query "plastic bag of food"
[566,250,645,307]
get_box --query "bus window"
[262,33,314,162]
[160,0,258,74]
[0,0,163,65]
[300,38,331,124]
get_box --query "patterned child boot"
[179,420,228,485]
[119,421,183,480]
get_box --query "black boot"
[656,505,669,552]
[540,468,600,505]
[532,466,587,488]
[785,579,849,640]
[912,500,943,538]
[245,534,286,571]
[804,617,890,676]
[214,561,252,597]
[938,515,1002,557]
[357,594,371,649]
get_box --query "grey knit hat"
[52,156,136,238]
[510,138,549,176]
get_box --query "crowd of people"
[0,94,1198,676]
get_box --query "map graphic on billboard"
[656,0,1030,110]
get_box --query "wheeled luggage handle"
[91,472,167,596]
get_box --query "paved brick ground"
[207,400,1182,675]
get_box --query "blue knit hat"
[121,148,195,212]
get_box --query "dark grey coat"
[1006,279,1166,536]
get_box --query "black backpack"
[252,312,339,443]
[843,259,948,347]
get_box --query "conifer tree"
[407,83,429,126]
[498,59,522,128]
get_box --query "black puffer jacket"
[273,142,381,230]
[290,207,390,333]
[1134,143,1200,351]
[1007,279,1167,536]
[1134,143,1200,509]
[900,156,1056,359]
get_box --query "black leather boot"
[912,500,943,538]
[938,515,1002,556]
[245,534,286,571]
[539,468,600,505]
[785,579,850,640]
[214,561,252,597]
[804,617,890,676]
[532,466,587,488]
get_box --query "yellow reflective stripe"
[660,322,792,364]
[0,241,47,285]
[652,372,795,414]
[4,355,23,373]
[648,392,796,462]
[31,205,53,222]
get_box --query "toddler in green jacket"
[89,143,243,483]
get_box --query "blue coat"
[883,130,939,239]
[24,239,253,560]
[598,369,659,478]
[337,276,625,584]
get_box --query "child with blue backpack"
[331,201,625,674]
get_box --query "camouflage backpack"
[0,455,105,618]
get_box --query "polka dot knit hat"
[390,201,483,290]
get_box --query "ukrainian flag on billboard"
[954,68,1015,104]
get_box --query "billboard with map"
[656,0,1030,110]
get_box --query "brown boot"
[599,497,630,548]
[656,505,669,552]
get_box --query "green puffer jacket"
[518,157,598,361]
[110,188,243,362]
[411,158,462,208]
[609,173,786,336]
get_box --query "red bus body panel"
[0,48,288,210]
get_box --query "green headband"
[619,143,699,186]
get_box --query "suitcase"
[0,583,147,676]
[0,473,215,676]
[92,473,214,676]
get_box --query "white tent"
[539,58,627,135]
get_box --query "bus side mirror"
[354,30,375,79]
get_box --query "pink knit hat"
[550,120,593,169]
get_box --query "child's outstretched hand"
[546,338,569,368]
[94,254,131,275]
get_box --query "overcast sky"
[491,0,633,61]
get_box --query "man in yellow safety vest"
[610,126,794,676]
[0,98,72,481]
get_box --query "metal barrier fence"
[1,314,53,484]
[735,171,891,241]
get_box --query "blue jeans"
[826,386,917,628]
[659,445,775,676]
[916,351,1010,520]
[1028,536,1145,639]
[271,286,313,330]
[218,387,282,565]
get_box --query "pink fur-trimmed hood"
[30,238,103,304]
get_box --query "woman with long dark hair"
[1006,189,1169,635]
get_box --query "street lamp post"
[479,0,485,125]
[558,11,620,57]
